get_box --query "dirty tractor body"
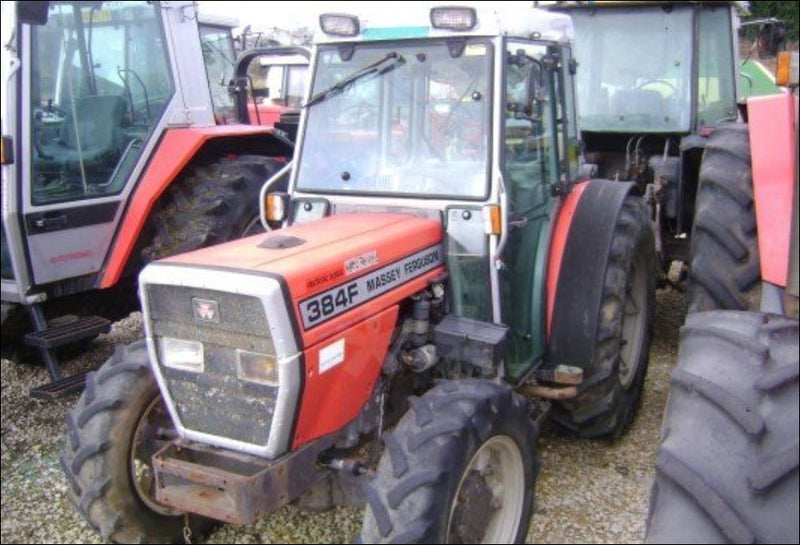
[61,5,656,543]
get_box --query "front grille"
[146,285,278,446]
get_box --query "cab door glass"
[501,41,559,378]
[30,1,174,205]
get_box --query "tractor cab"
[554,1,744,136]
[267,5,581,379]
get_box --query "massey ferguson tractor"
[61,5,657,543]
[645,52,799,543]
[1,1,296,396]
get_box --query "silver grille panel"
[139,264,301,459]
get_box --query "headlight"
[319,13,360,37]
[160,337,204,372]
[430,7,477,31]
[237,349,278,386]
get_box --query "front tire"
[60,341,213,543]
[360,380,539,544]
[646,312,798,543]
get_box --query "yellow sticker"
[465,44,487,57]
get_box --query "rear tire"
[688,123,760,313]
[60,341,214,543]
[360,380,538,544]
[142,154,282,262]
[645,311,798,543]
[551,196,656,438]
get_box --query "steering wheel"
[636,79,677,97]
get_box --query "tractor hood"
[153,213,445,344]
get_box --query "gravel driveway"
[0,286,684,544]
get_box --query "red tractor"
[1,1,297,396]
[61,5,657,543]
[646,52,799,543]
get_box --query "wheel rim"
[447,435,526,544]
[619,251,648,389]
[130,394,181,515]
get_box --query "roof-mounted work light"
[320,13,360,37]
[430,6,477,31]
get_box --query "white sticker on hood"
[319,338,345,374]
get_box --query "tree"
[749,1,799,43]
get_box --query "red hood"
[162,213,445,343]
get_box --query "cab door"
[19,1,175,287]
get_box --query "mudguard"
[547,179,636,368]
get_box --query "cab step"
[29,370,90,400]
[23,306,111,398]
[24,315,111,349]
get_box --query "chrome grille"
[146,285,277,446]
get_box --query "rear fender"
[99,127,292,289]
[546,180,635,367]
[747,93,798,288]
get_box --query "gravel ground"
[0,287,685,544]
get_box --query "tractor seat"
[36,95,127,172]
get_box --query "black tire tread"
[60,342,209,543]
[142,155,281,263]
[645,311,799,544]
[360,380,539,544]
[688,123,760,313]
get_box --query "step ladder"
[25,305,110,399]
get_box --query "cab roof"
[314,3,574,45]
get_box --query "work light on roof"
[430,6,477,31]
[319,13,360,37]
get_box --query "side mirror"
[18,1,49,25]
[757,22,787,59]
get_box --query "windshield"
[296,39,493,199]
[570,7,693,133]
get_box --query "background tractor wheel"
[60,341,214,543]
[360,379,539,544]
[688,123,760,313]
[142,154,282,263]
[551,195,656,438]
[646,311,798,543]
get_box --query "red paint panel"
[99,125,276,289]
[247,102,292,126]
[292,305,399,449]
[164,213,445,347]
[747,93,798,287]
[545,181,590,336]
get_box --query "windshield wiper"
[305,51,405,108]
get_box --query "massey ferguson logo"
[192,298,219,323]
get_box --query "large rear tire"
[360,380,538,544]
[142,154,282,262]
[646,311,799,543]
[551,195,656,438]
[687,123,760,313]
[60,341,214,543]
